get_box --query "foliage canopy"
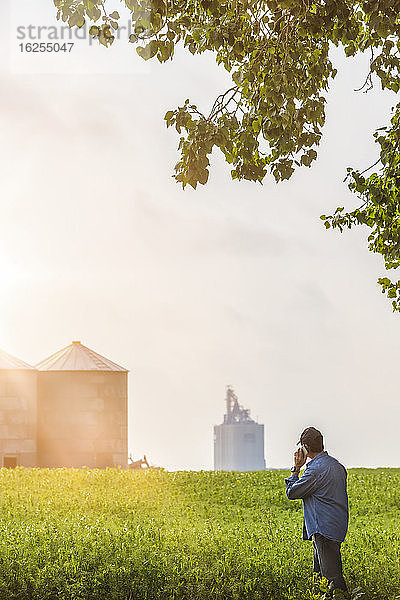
[53,0,400,309]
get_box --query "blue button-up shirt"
[285,451,349,542]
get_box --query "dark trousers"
[313,533,347,592]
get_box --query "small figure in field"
[285,427,349,595]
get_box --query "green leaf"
[87,6,101,21]
[197,169,209,185]
[69,12,85,28]
[137,40,159,60]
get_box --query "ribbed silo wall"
[0,370,37,467]
[214,423,265,471]
[37,371,128,468]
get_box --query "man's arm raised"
[285,449,319,500]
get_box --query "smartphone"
[300,445,308,460]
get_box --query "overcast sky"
[1,1,399,470]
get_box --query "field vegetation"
[0,468,398,600]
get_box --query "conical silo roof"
[0,348,35,370]
[35,341,128,372]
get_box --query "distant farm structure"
[214,386,265,471]
[0,342,128,468]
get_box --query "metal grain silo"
[36,341,128,468]
[214,386,265,471]
[0,348,37,467]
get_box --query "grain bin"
[214,386,265,471]
[36,341,128,468]
[0,348,37,467]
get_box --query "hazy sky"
[1,1,399,470]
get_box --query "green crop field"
[0,468,398,600]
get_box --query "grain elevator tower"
[214,386,265,471]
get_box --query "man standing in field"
[285,427,349,594]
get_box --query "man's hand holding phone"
[291,447,307,474]
[294,448,307,468]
